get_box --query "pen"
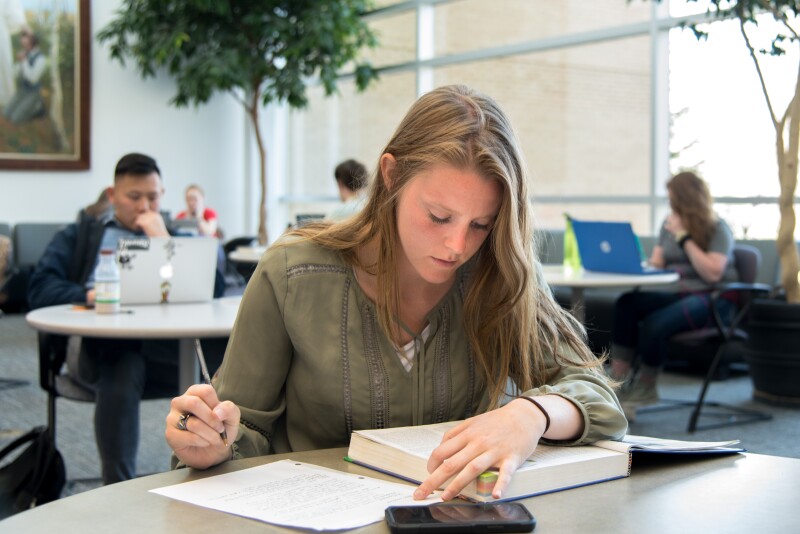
[193,338,229,446]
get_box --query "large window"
[433,0,651,56]
[272,0,798,241]
[433,35,652,230]
[668,15,799,238]
[283,72,416,223]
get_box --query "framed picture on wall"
[0,0,90,170]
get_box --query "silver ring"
[177,413,192,431]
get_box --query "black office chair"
[39,334,227,441]
[37,333,211,487]
[39,334,94,440]
[0,235,28,390]
[646,245,773,431]
[223,235,258,283]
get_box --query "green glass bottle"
[563,214,582,272]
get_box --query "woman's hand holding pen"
[166,385,240,469]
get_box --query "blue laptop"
[570,219,671,275]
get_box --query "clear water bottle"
[94,249,121,314]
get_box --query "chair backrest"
[12,223,67,268]
[732,244,761,284]
[534,229,564,264]
[223,236,257,255]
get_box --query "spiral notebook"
[115,236,218,304]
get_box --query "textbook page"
[357,421,460,459]
[150,460,441,531]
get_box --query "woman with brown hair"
[164,85,626,501]
[610,171,738,419]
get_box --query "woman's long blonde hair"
[667,171,715,251]
[291,85,604,407]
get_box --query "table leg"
[570,287,585,323]
[178,339,199,393]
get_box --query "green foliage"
[96,0,379,109]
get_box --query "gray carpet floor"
[1,311,799,499]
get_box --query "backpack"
[0,426,66,519]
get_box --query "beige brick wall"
[285,0,655,232]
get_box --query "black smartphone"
[385,502,536,533]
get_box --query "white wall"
[0,0,252,239]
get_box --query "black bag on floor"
[0,426,65,519]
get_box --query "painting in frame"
[0,0,90,170]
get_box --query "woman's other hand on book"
[166,384,240,469]
[413,395,583,501]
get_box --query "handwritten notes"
[150,460,440,530]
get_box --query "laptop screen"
[570,219,651,274]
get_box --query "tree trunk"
[738,18,800,303]
[776,62,800,303]
[248,88,268,245]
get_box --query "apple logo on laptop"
[600,240,612,254]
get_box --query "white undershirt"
[351,266,431,372]
[396,323,431,372]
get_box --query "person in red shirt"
[176,184,219,237]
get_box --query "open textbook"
[347,421,743,502]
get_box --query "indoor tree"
[98,1,378,244]
[651,0,800,302]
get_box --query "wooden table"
[3,448,797,533]
[25,296,241,392]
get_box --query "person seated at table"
[77,188,113,221]
[28,152,226,485]
[609,171,738,419]
[175,184,220,237]
[327,158,368,221]
[165,84,627,502]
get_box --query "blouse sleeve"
[214,246,293,459]
[520,351,628,446]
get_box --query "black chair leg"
[686,342,772,432]
[47,391,57,443]
[687,343,725,431]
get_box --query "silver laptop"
[116,236,218,304]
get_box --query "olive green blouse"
[215,240,627,461]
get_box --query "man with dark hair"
[328,159,368,220]
[114,151,161,177]
[29,152,224,484]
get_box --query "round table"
[227,246,267,264]
[26,296,242,391]
[2,448,798,533]
[540,264,679,322]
